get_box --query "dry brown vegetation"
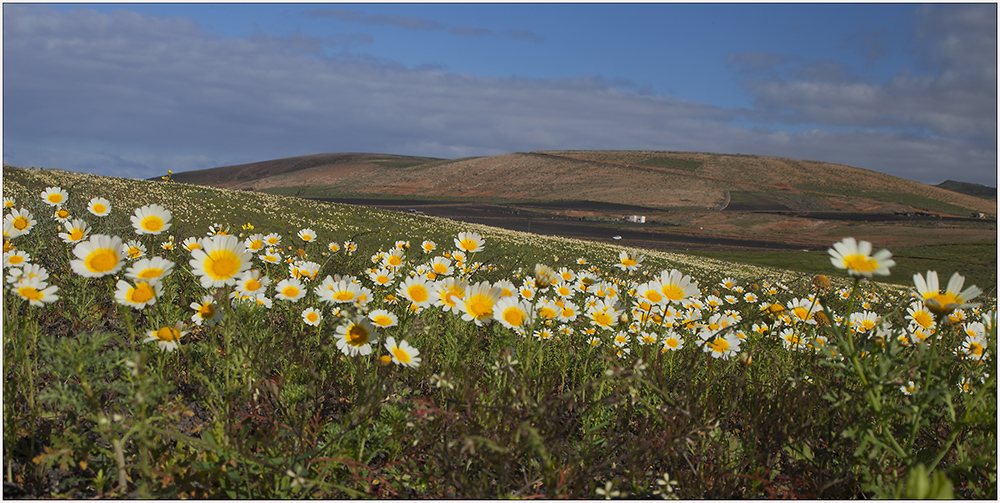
[166,150,996,251]
[170,150,996,215]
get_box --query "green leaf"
[904,464,954,499]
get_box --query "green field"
[3,166,996,499]
[689,241,997,294]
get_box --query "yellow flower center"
[199,303,216,319]
[128,282,156,304]
[282,286,300,298]
[128,247,142,258]
[69,228,85,241]
[661,284,684,301]
[18,286,43,301]
[8,255,24,265]
[13,216,29,230]
[502,307,525,327]
[708,337,730,353]
[138,268,163,280]
[843,254,877,273]
[141,215,164,232]
[560,307,575,318]
[244,278,261,292]
[665,338,679,348]
[969,342,984,356]
[644,290,663,303]
[92,203,107,214]
[346,324,369,346]
[333,290,356,302]
[387,255,402,266]
[306,311,319,323]
[407,284,429,303]
[466,294,493,319]
[593,311,614,327]
[433,263,449,274]
[155,326,180,343]
[391,346,411,363]
[85,248,120,274]
[459,239,479,251]
[912,310,934,329]
[792,307,809,320]
[249,240,264,251]
[538,306,558,319]
[47,193,63,204]
[621,257,637,267]
[441,287,463,306]
[372,315,393,327]
[205,249,241,280]
[56,209,70,219]
[924,292,961,315]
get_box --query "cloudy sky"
[3,3,997,186]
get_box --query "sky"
[3,2,997,187]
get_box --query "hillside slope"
[936,180,997,201]
[169,150,997,216]
[168,153,443,189]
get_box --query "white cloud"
[2,5,995,186]
[731,4,996,151]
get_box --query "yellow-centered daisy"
[189,234,252,288]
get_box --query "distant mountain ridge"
[935,180,997,201]
[167,150,996,216]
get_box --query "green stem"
[112,437,128,492]
[120,307,137,352]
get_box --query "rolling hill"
[936,180,997,201]
[169,150,996,217]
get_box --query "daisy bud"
[812,274,831,291]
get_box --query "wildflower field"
[3,166,996,499]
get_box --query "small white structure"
[625,215,646,223]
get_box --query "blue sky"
[3,2,997,186]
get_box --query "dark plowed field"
[313,198,811,252]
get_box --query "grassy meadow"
[2,166,996,499]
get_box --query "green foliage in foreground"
[3,167,997,499]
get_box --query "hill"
[5,163,996,291]
[167,152,444,189]
[936,180,997,201]
[170,150,996,217]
